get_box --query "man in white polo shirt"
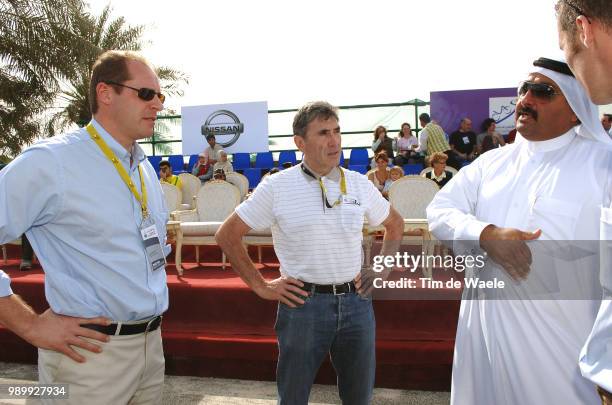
[216,101,403,405]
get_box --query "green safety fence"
[140,99,430,156]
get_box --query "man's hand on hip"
[254,277,308,308]
[22,309,111,363]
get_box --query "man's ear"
[294,135,305,152]
[96,82,114,108]
[576,15,594,48]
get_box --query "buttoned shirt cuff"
[452,219,491,256]
[0,271,13,297]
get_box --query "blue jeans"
[274,291,376,405]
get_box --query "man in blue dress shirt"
[557,2,612,403]
[0,50,169,404]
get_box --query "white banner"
[489,97,517,135]
[182,101,269,155]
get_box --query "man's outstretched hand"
[480,225,542,280]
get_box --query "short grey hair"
[292,101,339,137]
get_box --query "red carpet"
[0,245,460,390]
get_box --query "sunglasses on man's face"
[105,81,165,104]
[517,81,562,101]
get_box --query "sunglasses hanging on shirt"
[105,81,166,104]
[301,164,347,211]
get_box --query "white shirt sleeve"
[426,158,491,242]
[362,176,390,226]
[0,270,12,297]
[235,175,275,230]
[414,129,428,153]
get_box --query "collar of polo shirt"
[301,160,341,182]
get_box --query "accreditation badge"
[140,216,166,272]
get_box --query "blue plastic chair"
[347,164,368,175]
[243,168,262,189]
[278,151,297,167]
[232,153,251,171]
[349,148,370,166]
[168,155,186,174]
[254,152,274,170]
[403,163,423,175]
[339,151,345,167]
[148,156,162,173]
[187,154,199,172]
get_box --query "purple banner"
[430,88,517,135]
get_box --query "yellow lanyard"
[85,124,149,218]
[301,164,347,209]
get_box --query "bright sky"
[87,0,568,112]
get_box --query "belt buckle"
[333,284,346,296]
[145,316,160,333]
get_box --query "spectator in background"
[601,113,612,136]
[422,152,453,188]
[414,113,459,169]
[202,134,223,165]
[213,150,233,174]
[506,128,517,144]
[212,168,227,181]
[159,160,183,190]
[372,126,394,161]
[477,118,506,153]
[382,166,404,199]
[192,153,211,183]
[368,151,391,193]
[480,134,498,154]
[449,118,477,163]
[393,123,418,166]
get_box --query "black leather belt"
[301,281,356,295]
[81,316,162,336]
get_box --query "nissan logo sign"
[201,110,244,147]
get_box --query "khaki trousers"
[35,327,164,405]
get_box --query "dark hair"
[372,125,388,141]
[481,118,496,132]
[159,160,171,169]
[604,114,612,120]
[481,135,496,153]
[213,168,226,180]
[419,113,431,124]
[556,1,612,38]
[375,151,389,163]
[89,50,150,114]
[293,101,339,137]
[206,134,216,141]
[399,122,412,137]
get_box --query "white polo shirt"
[236,164,390,284]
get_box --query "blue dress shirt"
[0,271,11,297]
[0,119,169,321]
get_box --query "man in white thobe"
[427,58,612,405]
